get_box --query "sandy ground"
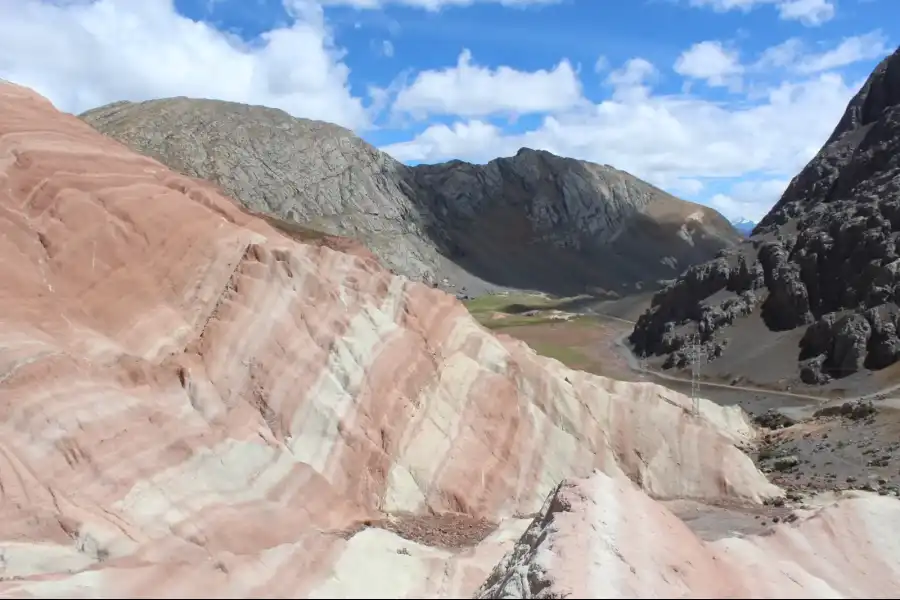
[662,499,798,540]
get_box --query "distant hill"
[80,98,741,299]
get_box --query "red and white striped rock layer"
[477,472,900,598]
[0,82,895,598]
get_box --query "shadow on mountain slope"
[79,100,740,299]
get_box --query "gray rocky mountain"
[80,97,740,298]
[629,47,900,386]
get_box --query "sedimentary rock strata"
[477,471,900,598]
[2,82,898,599]
[0,81,767,597]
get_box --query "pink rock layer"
[0,81,871,598]
[477,470,900,598]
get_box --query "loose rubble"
[752,401,900,498]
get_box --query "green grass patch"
[481,315,562,329]
[477,313,603,330]
[463,292,561,315]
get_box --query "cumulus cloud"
[386,120,505,163]
[754,38,806,70]
[604,58,657,101]
[0,0,368,129]
[384,68,858,175]
[674,41,743,88]
[318,0,560,9]
[2,0,887,224]
[794,31,891,73]
[776,0,835,26]
[687,0,836,26]
[709,179,791,222]
[749,32,889,77]
[379,30,893,220]
[383,57,864,220]
[392,49,583,118]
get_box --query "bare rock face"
[79,98,438,282]
[0,82,773,597]
[80,99,741,297]
[475,471,900,598]
[630,48,900,383]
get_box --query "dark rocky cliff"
[630,47,900,384]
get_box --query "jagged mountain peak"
[630,48,900,388]
[827,46,900,146]
[758,46,900,233]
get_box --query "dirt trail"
[600,312,900,414]
[590,310,900,501]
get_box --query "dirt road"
[593,310,900,418]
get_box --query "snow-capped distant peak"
[730,217,757,236]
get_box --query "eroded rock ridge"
[630,48,900,383]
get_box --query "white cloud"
[689,0,761,8]
[748,32,890,78]
[687,0,836,26]
[318,0,560,9]
[674,41,743,88]
[776,0,835,26]
[754,38,805,70]
[0,0,368,129]
[670,178,706,196]
[383,55,863,220]
[2,0,886,226]
[384,68,858,178]
[794,31,891,73]
[709,179,790,221]
[392,49,583,118]
[604,58,657,101]
[386,120,505,163]
[382,39,395,57]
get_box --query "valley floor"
[465,291,900,515]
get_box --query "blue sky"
[0,0,895,221]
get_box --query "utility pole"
[688,334,702,417]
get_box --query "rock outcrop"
[630,48,900,384]
[476,471,900,598]
[4,82,899,598]
[79,98,741,297]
